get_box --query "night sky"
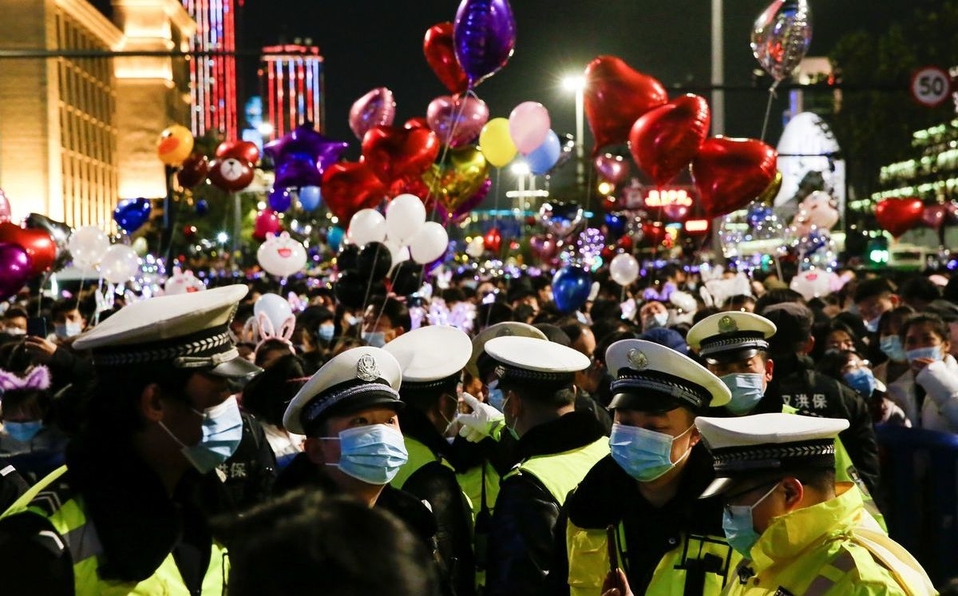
[238,0,892,157]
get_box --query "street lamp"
[562,75,587,196]
[511,161,531,211]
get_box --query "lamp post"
[563,75,587,198]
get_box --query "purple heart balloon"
[349,87,397,141]
[0,242,33,301]
[427,94,490,148]
[453,0,517,88]
[594,154,629,186]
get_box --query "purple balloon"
[427,94,490,147]
[594,154,629,186]
[275,154,323,189]
[349,87,397,141]
[268,187,293,212]
[454,0,517,87]
[264,124,349,186]
[0,242,33,301]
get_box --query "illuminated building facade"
[182,0,238,140]
[0,0,194,226]
[260,43,324,138]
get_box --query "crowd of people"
[0,262,954,595]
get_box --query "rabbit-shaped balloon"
[164,267,206,295]
[257,231,307,278]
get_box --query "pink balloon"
[593,154,629,186]
[508,101,551,155]
[0,242,32,301]
[0,190,10,224]
[254,209,282,241]
[349,87,397,141]
[427,94,490,148]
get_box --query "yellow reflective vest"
[1,466,228,595]
[503,437,609,506]
[727,484,935,596]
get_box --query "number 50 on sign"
[910,66,951,108]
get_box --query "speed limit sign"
[910,66,951,107]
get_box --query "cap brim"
[319,390,405,421]
[208,357,263,379]
[608,392,683,412]
[703,347,761,365]
[699,476,734,499]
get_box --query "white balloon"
[348,208,387,246]
[257,232,307,277]
[609,253,639,286]
[99,245,140,284]
[68,226,110,268]
[384,238,410,268]
[385,194,426,245]
[465,237,485,258]
[408,222,448,264]
[254,293,294,333]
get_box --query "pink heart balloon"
[427,94,490,148]
[349,87,397,141]
[593,154,629,186]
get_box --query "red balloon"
[484,228,502,253]
[617,234,635,252]
[389,175,431,200]
[362,126,441,186]
[253,209,282,242]
[176,153,210,189]
[404,117,430,130]
[182,224,197,240]
[640,222,667,247]
[208,157,255,192]
[584,56,668,154]
[214,141,237,158]
[691,137,777,218]
[215,140,260,164]
[876,198,924,238]
[629,94,711,186]
[0,222,56,276]
[424,22,469,95]
[321,162,387,224]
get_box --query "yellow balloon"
[157,125,195,166]
[479,117,517,168]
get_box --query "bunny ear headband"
[0,366,52,393]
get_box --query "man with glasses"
[695,413,933,596]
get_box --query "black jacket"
[485,411,606,596]
[398,408,477,596]
[547,445,728,596]
[766,355,881,496]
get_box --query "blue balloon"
[327,226,345,251]
[604,212,626,237]
[196,199,209,216]
[299,185,322,211]
[526,130,561,176]
[552,266,592,313]
[113,197,151,233]
[268,187,293,212]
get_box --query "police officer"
[384,325,476,596]
[686,310,881,505]
[552,339,737,596]
[277,346,457,592]
[0,285,261,594]
[695,413,934,596]
[481,336,609,596]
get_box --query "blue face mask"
[318,324,335,342]
[720,373,765,415]
[326,424,408,485]
[160,396,244,474]
[723,483,779,556]
[864,316,881,334]
[843,367,876,397]
[486,380,506,411]
[906,346,943,364]
[610,423,694,482]
[4,420,43,443]
[880,336,907,362]
[362,331,387,348]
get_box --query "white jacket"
[886,355,958,433]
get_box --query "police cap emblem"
[356,354,381,382]
[718,315,738,334]
[627,349,649,370]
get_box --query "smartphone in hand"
[26,317,47,338]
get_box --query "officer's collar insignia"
[627,349,649,370]
[356,354,380,382]
[718,315,738,334]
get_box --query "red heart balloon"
[584,56,668,154]
[404,117,430,130]
[876,198,924,238]
[691,137,777,218]
[640,222,667,247]
[629,94,711,186]
[321,162,386,224]
[361,125,441,186]
[0,222,56,276]
[484,228,502,253]
[424,22,469,95]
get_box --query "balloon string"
[359,243,385,336]
[426,90,476,223]
[759,82,779,143]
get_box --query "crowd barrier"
[875,423,958,587]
